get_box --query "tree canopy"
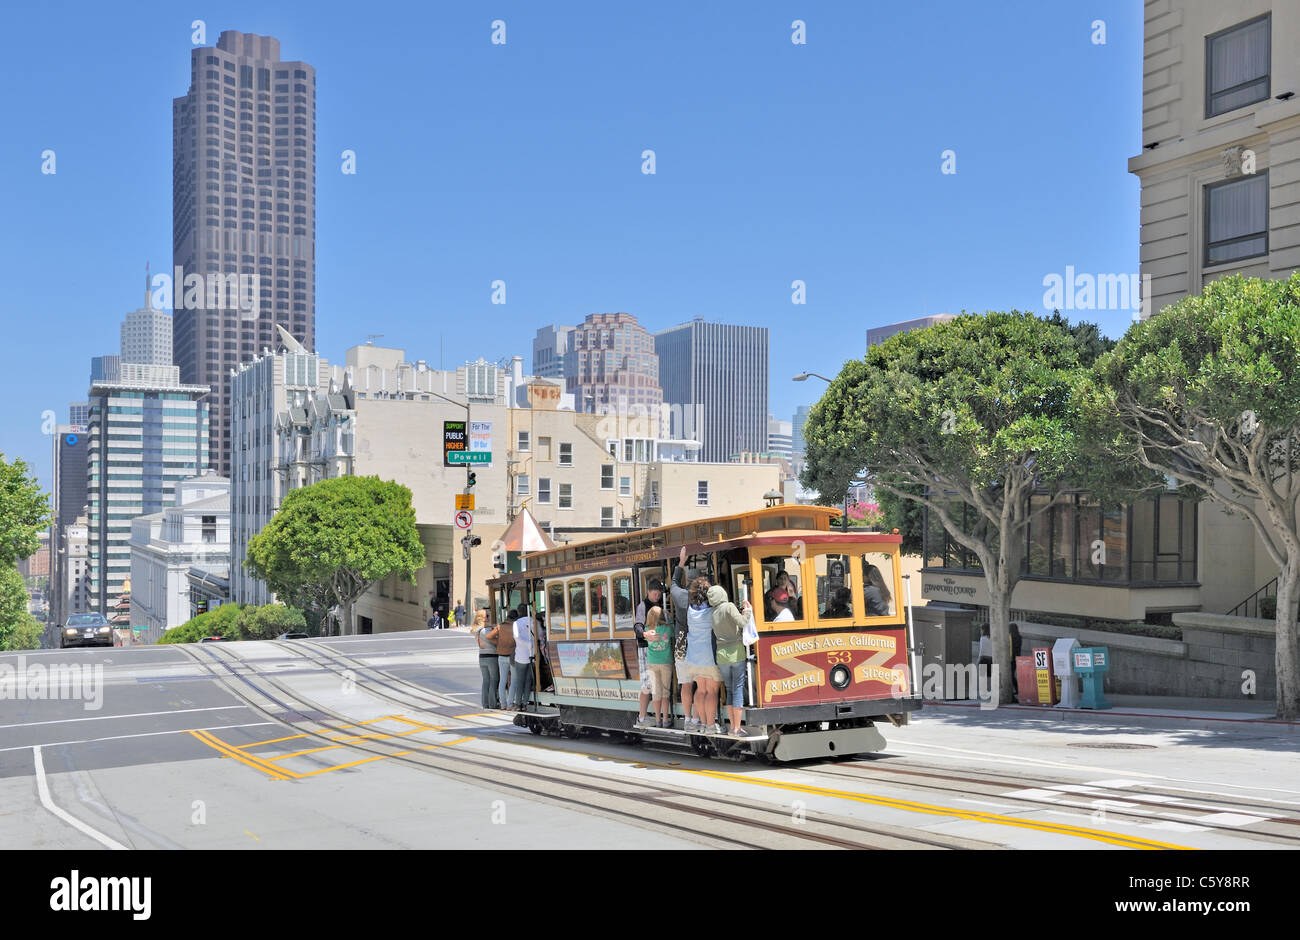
[802,311,1149,700]
[245,476,425,634]
[1082,273,1300,717]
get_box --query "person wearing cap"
[770,589,796,622]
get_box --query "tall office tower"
[791,404,810,475]
[69,402,90,426]
[121,270,173,365]
[655,318,769,463]
[90,355,121,385]
[565,313,662,414]
[85,367,210,615]
[50,424,89,627]
[532,324,574,379]
[173,30,316,475]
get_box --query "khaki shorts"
[679,662,722,683]
[647,664,674,701]
[674,659,693,685]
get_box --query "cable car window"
[860,552,897,617]
[612,573,634,634]
[760,555,804,623]
[589,576,611,637]
[758,515,787,531]
[567,580,588,638]
[547,581,566,637]
[813,554,854,621]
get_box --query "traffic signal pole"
[463,466,472,620]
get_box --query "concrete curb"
[924,699,1297,726]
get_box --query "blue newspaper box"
[1072,647,1111,709]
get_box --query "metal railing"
[1227,576,1277,619]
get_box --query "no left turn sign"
[454,510,473,529]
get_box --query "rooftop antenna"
[366,333,383,346]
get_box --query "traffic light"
[466,471,476,489]
[469,536,482,548]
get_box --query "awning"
[498,507,556,553]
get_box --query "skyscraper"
[655,318,769,463]
[49,425,88,627]
[565,313,662,414]
[532,325,573,379]
[173,31,316,475]
[122,268,173,366]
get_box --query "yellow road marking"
[245,830,260,842]
[453,712,498,719]
[189,730,294,780]
[677,766,1193,850]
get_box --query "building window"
[648,480,659,507]
[1205,173,1268,266]
[619,476,631,497]
[201,515,217,544]
[559,442,572,467]
[601,465,614,489]
[697,480,709,506]
[1206,14,1270,118]
[559,483,573,509]
[537,436,551,461]
[538,478,551,504]
[601,507,614,528]
[517,430,529,452]
[517,474,530,496]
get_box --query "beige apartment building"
[244,342,782,635]
[922,1,1299,633]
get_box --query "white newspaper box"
[1053,637,1081,708]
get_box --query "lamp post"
[792,371,851,529]
[429,389,477,620]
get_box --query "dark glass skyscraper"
[173,31,316,475]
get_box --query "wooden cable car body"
[486,505,922,762]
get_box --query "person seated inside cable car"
[769,589,796,622]
[822,586,853,619]
[862,562,892,617]
[765,570,801,619]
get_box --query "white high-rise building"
[86,372,210,614]
[121,269,173,366]
[767,414,793,459]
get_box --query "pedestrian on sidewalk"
[1009,622,1022,702]
[977,623,993,696]
[454,600,465,629]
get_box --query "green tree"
[0,566,42,650]
[245,476,425,635]
[241,603,307,639]
[1082,273,1300,718]
[158,603,245,644]
[0,454,49,568]
[803,311,1148,702]
[877,484,925,555]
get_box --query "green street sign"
[447,451,492,465]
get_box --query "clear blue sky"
[0,0,1142,493]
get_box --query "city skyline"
[1,1,1143,495]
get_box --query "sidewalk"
[926,693,1296,725]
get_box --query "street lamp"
[428,389,478,621]
[792,371,834,383]
[792,371,852,529]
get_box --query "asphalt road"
[3,631,1297,850]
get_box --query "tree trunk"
[984,565,1015,706]
[1275,558,1300,720]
